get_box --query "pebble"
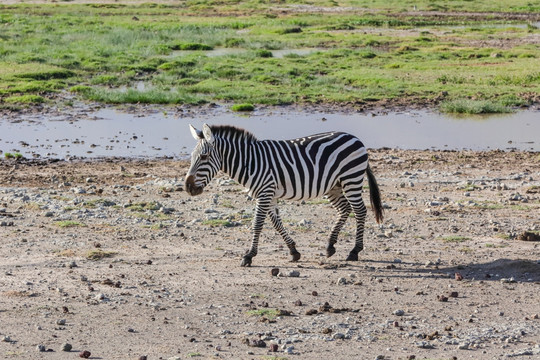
[393,309,405,316]
[416,341,434,349]
[61,343,72,352]
[36,344,46,352]
[284,346,295,354]
[288,270,300,277]
[336,277,347,285]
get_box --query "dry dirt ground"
[0,149,539,360]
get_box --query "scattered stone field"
[0,149,539,359]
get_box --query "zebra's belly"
[274,176,338,201]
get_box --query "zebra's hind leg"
[268,205,301,262]
[241,194,273,267]
[345,194,367,262]
[326,187,352,258]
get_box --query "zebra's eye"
[200,153,209,161]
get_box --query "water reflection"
[0,107,538,159]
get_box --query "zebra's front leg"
[327,189,352,258]
[268,205,301,262]
[241,195,272,267]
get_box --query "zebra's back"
[260,132,368,200]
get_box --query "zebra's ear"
[190,124,203,140]
[202,123,214,144]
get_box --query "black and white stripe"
[185,124,383,267]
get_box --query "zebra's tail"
[366,165,384,224]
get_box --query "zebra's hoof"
[346,252,359,261]
[326,246,336,258]
[291,252,301,262]
[241,256,252,267]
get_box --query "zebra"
[185,124,384,267]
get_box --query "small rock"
[336,277,347,285]
[56,319,66,325]
[36,345,46,352]
[332,333,345,340]
[437,295,449,302]
[455,273,463,281]
[270,268,280,276]
[517,231,540,242]
[79,351,91,358]
[393,309,405,316]
[61,343,72,352]
[288,270,300,277]
[416,341,434,349]
[249,339,266,348]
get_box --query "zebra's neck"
[213,129,258,187]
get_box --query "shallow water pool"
[0,106,538,159]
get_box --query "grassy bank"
[0,1,538,112]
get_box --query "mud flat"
[0,149,539,359]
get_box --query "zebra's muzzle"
[185,175,204,196]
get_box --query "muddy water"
[0,107,538,159]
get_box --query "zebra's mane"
[210,125,258,143]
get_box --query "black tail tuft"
[366,165,384,224]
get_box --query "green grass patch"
[83,199,116,208]
[201,219,236,227]
[439,235,471,243]
[85,249,116,261]
[54,220,85,228]
[0,2,538,107]
[485,243,509,248]
[246,308,281,319]
[125,202,161,212]
[3,95,45,104]
[170,42,213,51]
[4,152,23,159]
[231,103,255,112]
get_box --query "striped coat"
[186,124,383,266]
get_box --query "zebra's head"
[185,124,220,196]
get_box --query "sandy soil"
[0,149,539,360]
